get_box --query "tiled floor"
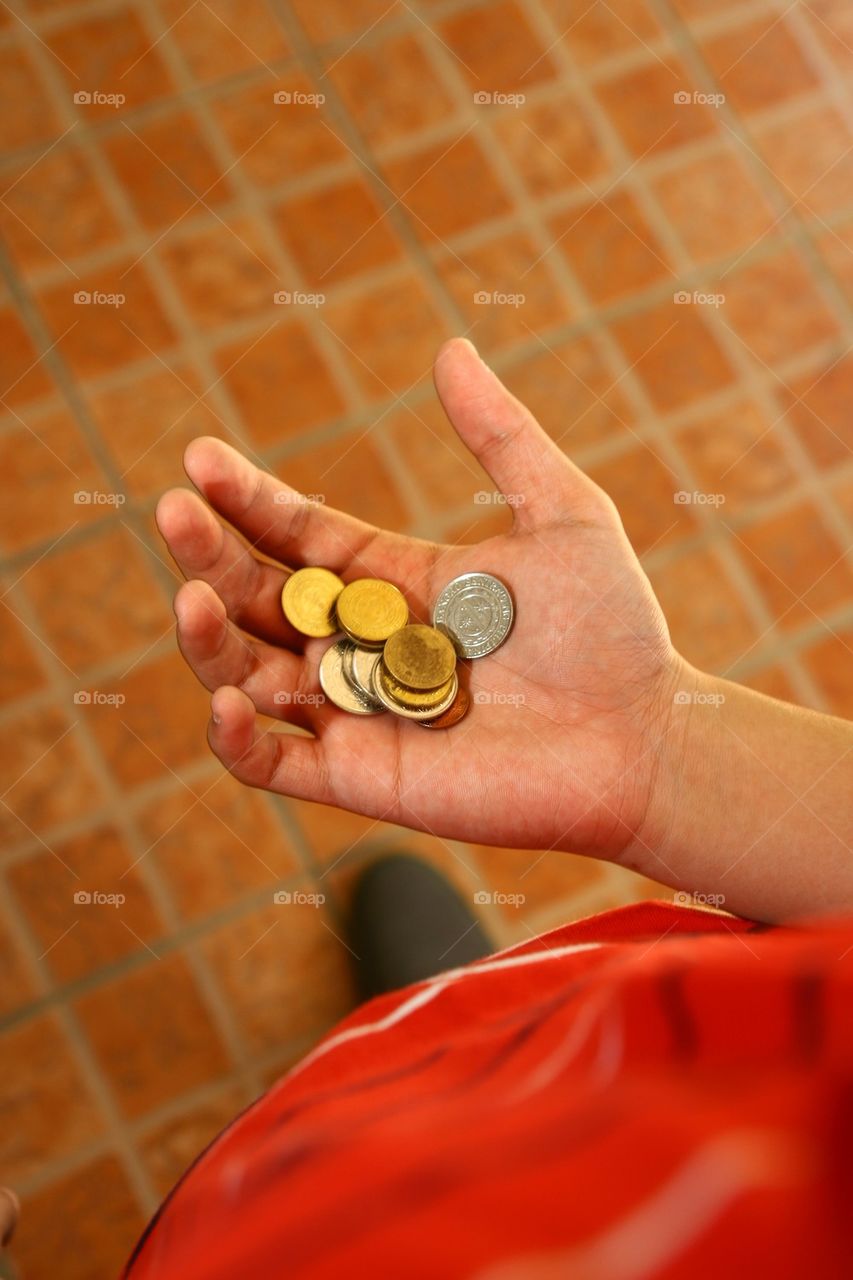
[1,0,852,1275]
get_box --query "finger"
[175,581,319,728]
[433,337,601,527]
[208,685,333,804]
[0,1187,19,1247]
[156,488,301,649]
[183,436,430,584]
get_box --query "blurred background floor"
[1,0,852,1274]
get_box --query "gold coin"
[377,665,455,710]
[335,578,409,646]
[421,685,470,729]
[281,567,344,638]
[319,640,384,715]
[371,664,458,721]
[383,624,456,690]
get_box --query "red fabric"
[124,902,853,1279]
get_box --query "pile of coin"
[281,568,513,729]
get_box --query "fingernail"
[211,712,221,726]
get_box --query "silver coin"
[319,640,385,715]
[432,572,513,659]
[370,663,459,721]
[350,644,384,699]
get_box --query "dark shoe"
[348,853,494,999]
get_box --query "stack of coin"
[281,568,513,729]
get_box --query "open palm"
[156,340,682,863]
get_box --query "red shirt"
[124,902,853,1279]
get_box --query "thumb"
[433,337,600,529]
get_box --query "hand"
[156,339,683,863]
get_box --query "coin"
[335,578,408,646]
[383,624,456,690]
[319,640,384,715]
[282,567,344,638]
[350,645,384,700]
[432,572,513,659]
[378,667,456,710]
[421,685,470,729]
[372,663,459,721]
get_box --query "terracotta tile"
[737,500,853,630]
[215,319,346,445]
[136,771,298,922]
[802,627,853,717]
[0,307,54,407]
[541,0,664,67]
[0,144,122,277]
[7,825,163,984]
[830,472,853,524]
[85,363,232,499]
[161,214,278,331]
[815,217,853,308]
[212,71,346,188]
[201,899,355,1053]
[782,352,853,471]
[162,0,290,84]
[11,1155,144,1280]
[609,298,736,411]
[434,227,573,354]
[651,144,777,266]
[47,8,175,117]
[0,704,103,847]
[36,257,176,381]
[588,443,698,554]
[550,188,673,305]
[0,1014,104,1182]
[292,799,392,867]
[723,247,839,369]
[754,104,853,219]
[272,174,403,288]
[740,664,797,704]
[0,407,107,553]
[137,1082,247,1197]
[281,430,410,532]
[0,608,46,704]
[804,0,853,72]
[647,547,758,671]
[700,13,820,115]
[289,0,401,42]
[76,952,231,1118]
[0,903,38,1017]
[675,398,796,510]
[387,395,491,516]
[103,109,233,230]
[439,0,558,92]
[326,31,455,148]
[382,134,512,244]
[503,335,635,454]
[492,89,612,200]
[669,0,743,14]
[594,57,718,159]
[469,843,607,923]
[22,525,171,672]
[324,272,447,399]
[0,45,61,149]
